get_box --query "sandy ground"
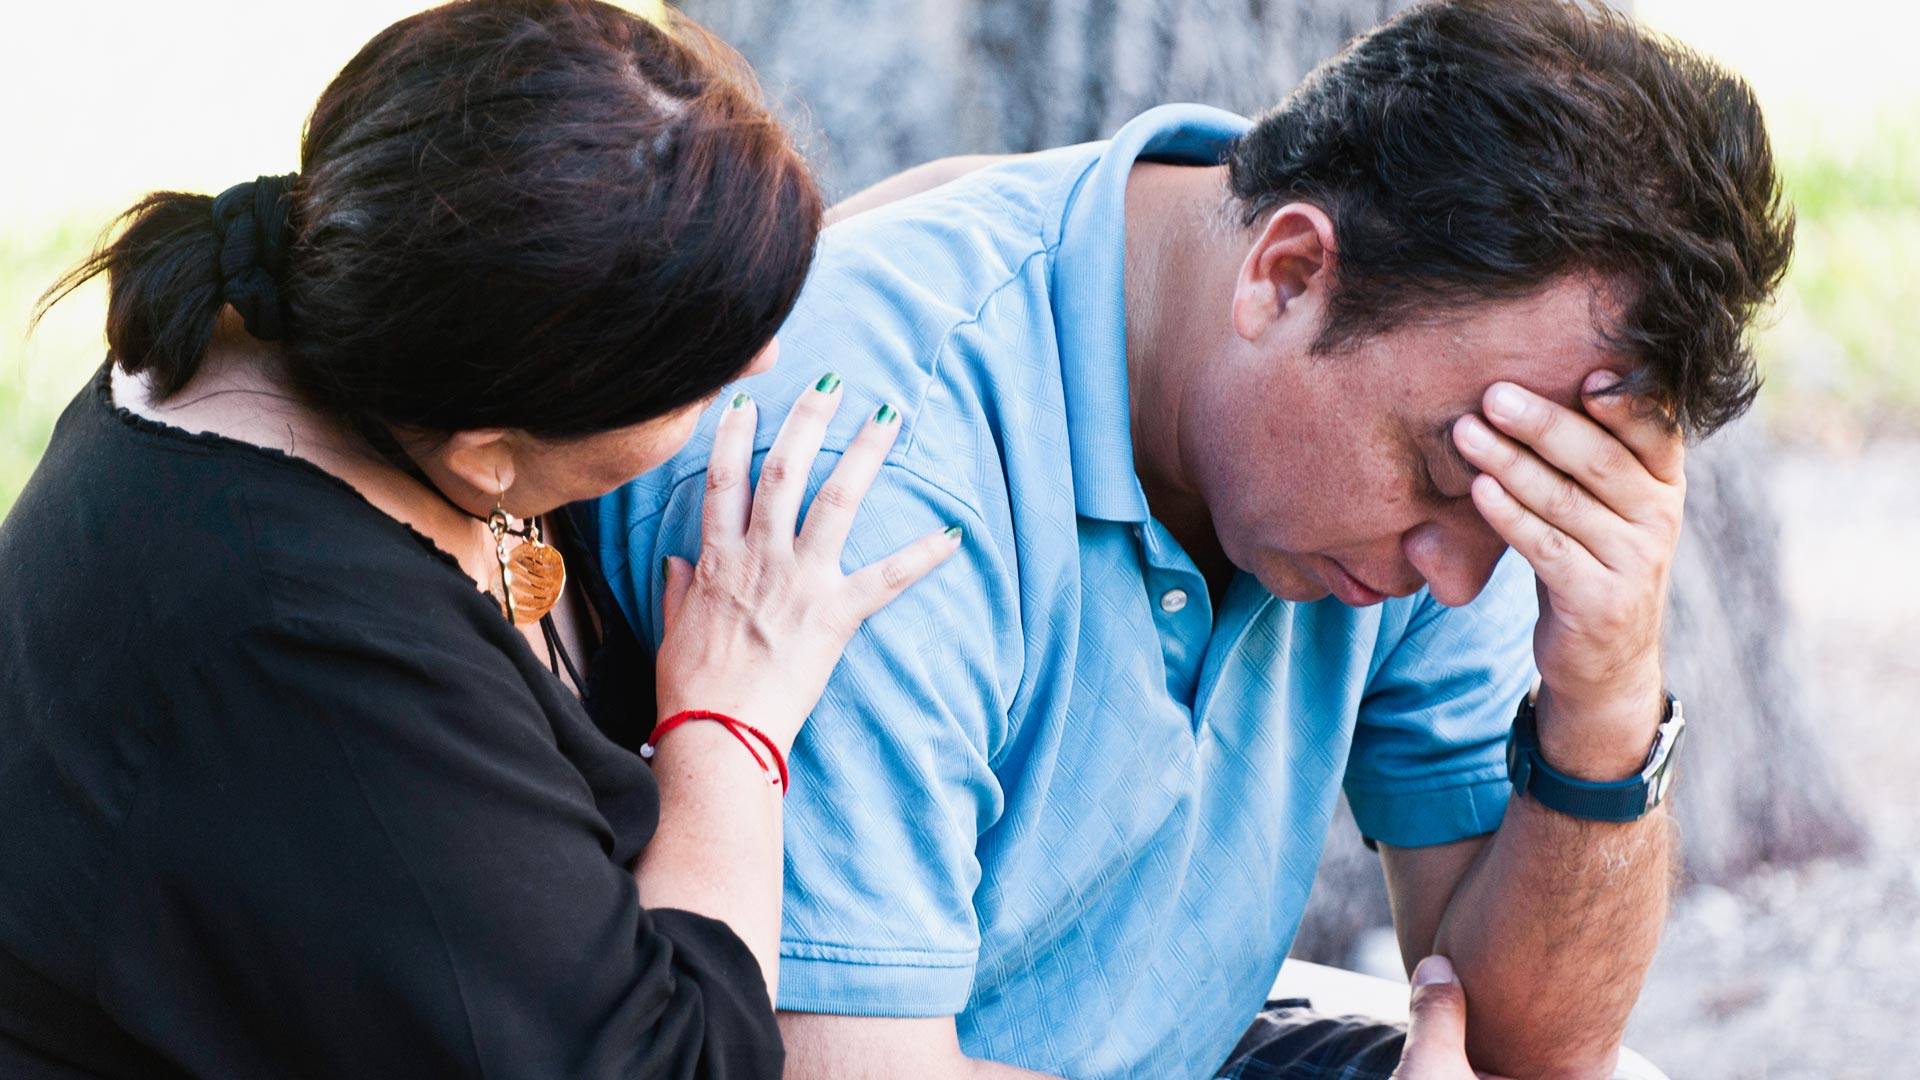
[1624,438,1920,1079]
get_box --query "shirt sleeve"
[1344,549,1539,848]
[608,454,1016,1019]
[94,616,783,1080]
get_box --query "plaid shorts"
[1214,1000,1409,1080]
[1216,999,1673,1080]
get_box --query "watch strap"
[1506,690,1685,823]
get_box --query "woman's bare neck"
[117,338,327,455]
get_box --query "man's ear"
[1231,202,1337,344]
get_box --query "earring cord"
[541,615,587,692]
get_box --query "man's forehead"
[1407,278,1629,414]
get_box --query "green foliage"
[1779,109,1920,218]
[1757,105,1920,439]
[1,216,109,512]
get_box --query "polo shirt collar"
[1050,104,1254,524]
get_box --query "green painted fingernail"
[814,372,842,394]
[874,403,899,425]
[728,391,750,410]
[944,524,963,542]
[660,555,671,579]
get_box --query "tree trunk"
[681,0,1870,965]
[688,0,1421,196]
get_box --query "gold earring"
[488,499,566,625]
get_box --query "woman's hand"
[653,374,961,753]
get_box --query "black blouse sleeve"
[92,614,782,1079]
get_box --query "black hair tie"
[210,174,298,341]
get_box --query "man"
[595,1,1790,1076]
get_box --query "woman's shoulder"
[1,362,498,668]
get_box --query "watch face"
[1651,762,1676,807]
[1648,722,1687,807]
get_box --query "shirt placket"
[1133,520,1214,714]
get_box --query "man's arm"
[1382,805,1671,1077]
[825,155,1016,226]
[1384,370,1687,1078]
[780,1014,1057,1080]
[611,434,1046,1076]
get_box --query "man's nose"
[1401,506,1508,607]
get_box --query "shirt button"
[1159,588,1189,614]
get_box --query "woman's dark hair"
[40,0,822,439]
[1225,0,1794,438]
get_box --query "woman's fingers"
[701,392,758,547]
[749,373,844,546]
[659,554,693,631]
[1395,957,1471,1079]
[654,379,964,753]
[1391,956,1515,1080]
[796,402,905,559]
[847,524,964,619]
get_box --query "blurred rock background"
[3,2,1914,1076]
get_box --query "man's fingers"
[1580,370,1687,487]
[1452,415,1638,571]
[701,393,758,546]
[847,524,964,618]
[750,374,844,546]
[1477,381,1663,522]
[796,402,905,559]
[1469,472,1604,597]
[1394,957,1518,1080]
[1399,956,1471,1072]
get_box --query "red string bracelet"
[640,710,789,795]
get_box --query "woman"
[0,2,956,1076]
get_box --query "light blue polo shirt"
[595,104,1537,1080]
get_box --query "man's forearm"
[780,1011,1059,1080]
[1426,371,1694,1077]
[1431,783,1673,1078]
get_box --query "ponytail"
[35,176,296,400]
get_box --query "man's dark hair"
[42,0,821,439]
[1225,0,1792,438]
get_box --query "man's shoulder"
[600,148,1112,542]
[824,140,1109,270]
[590,359,1004,596]
[785,140,1108,359]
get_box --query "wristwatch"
[1505,688,1686,823]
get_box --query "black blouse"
[0,364,782,1078]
